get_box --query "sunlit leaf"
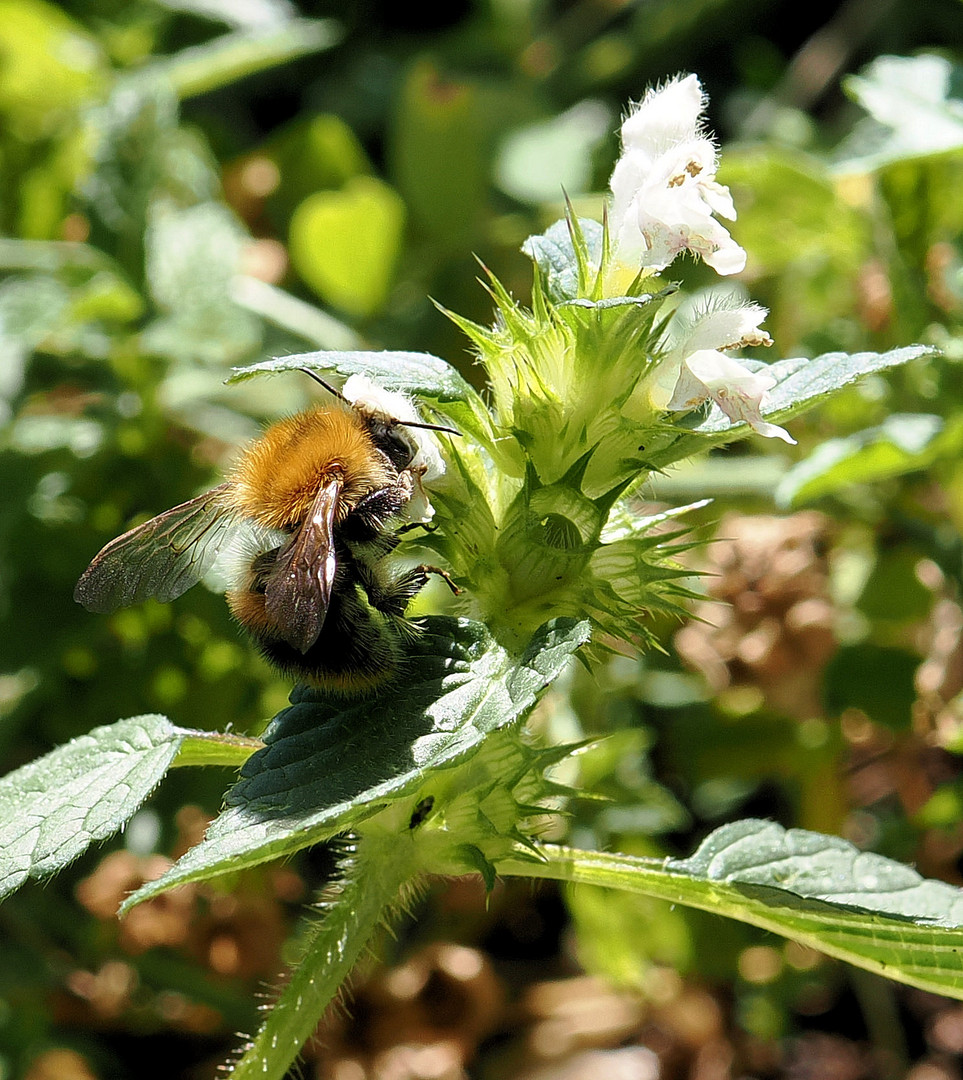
[289,176,405,318]
[522,217,603,304]
[496,100,612,206]
[0,715,182,899]
[123,617,590,906]
[391,60,487,250]
[144,201,261,363]
[503,820,963,998]
[228,347,491,440]
[143,18,341,100]
[837,54,963,173]
[0,0,105,137]
[776,413,954,507]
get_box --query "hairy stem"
[229,834,415,1080]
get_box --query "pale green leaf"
[228,347,491,441]
[0,715,184,900]
[522,218,603,304]
[143,18,341,100]
[174,730,263,768]
[230,348,473,403]
[777,413,962,507]
[501,820,963,998]
[288,176,404,318]
[837,54,963,173]
[144,202,261,363]
[391,60,487,250]
[496,101,612,206]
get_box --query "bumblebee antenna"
[299,366,461,437]
[401,419,462,438]
[299,367,348,403]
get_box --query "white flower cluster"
[610,73,745,276]
[610,74,794,444]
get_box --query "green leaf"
[838,54,963,173]
[0,0,105,135]
[776,414,958,507]
[174,730,263,768]
[823,644,919,731]
[0,715,183,900]
[267,112,371,210]
[228,348,492,443]
[230,348,473,403]
[501,821,963,999]
[229,834,413,1080]
[522,218,603,304]
[231,276,362,350]
[123,617,590,907]
[496,100,612,206]
[856,547,934,623]
[390,60,487,251]
[723,147,870,276]
[288,176,405,318]
[143,202,261,363]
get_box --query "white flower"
[638,302,793,443]
[646,302,772,407]
[609,74,746,276]
[343,373,446,522]
[668,349,795,444]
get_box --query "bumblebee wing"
[74,483,238,612]
[264,478,340,654]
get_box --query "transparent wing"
[264,479,340,654]
[74,483,238,612]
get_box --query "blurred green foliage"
[6,0,963,1077]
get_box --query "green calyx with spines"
[357,726,583,885]
[428,214,699,650]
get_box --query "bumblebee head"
[300,368,457,484]
[365,415,419,471]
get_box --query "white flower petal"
[683,349,774,399]
[675,303,772,355]
[666,349,795,444]
[620,74,705,151]
[700,234,748,275]
[745,419,797,444]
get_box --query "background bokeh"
[6,1,963,1077]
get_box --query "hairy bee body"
[228,543,420,695]
[74,379,452,695]
[229,407,402,531]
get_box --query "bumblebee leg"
[419,565,460,595]
[396,520,437,535]
[357,562,460,617]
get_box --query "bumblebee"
[74,374,457,694]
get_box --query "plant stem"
[147,19,342,101]
[228,834,415,1080]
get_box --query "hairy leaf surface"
[0,716,182,899]
[124,617,590,907]
[502,819,963,998]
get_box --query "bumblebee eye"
[379,422,415,469]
